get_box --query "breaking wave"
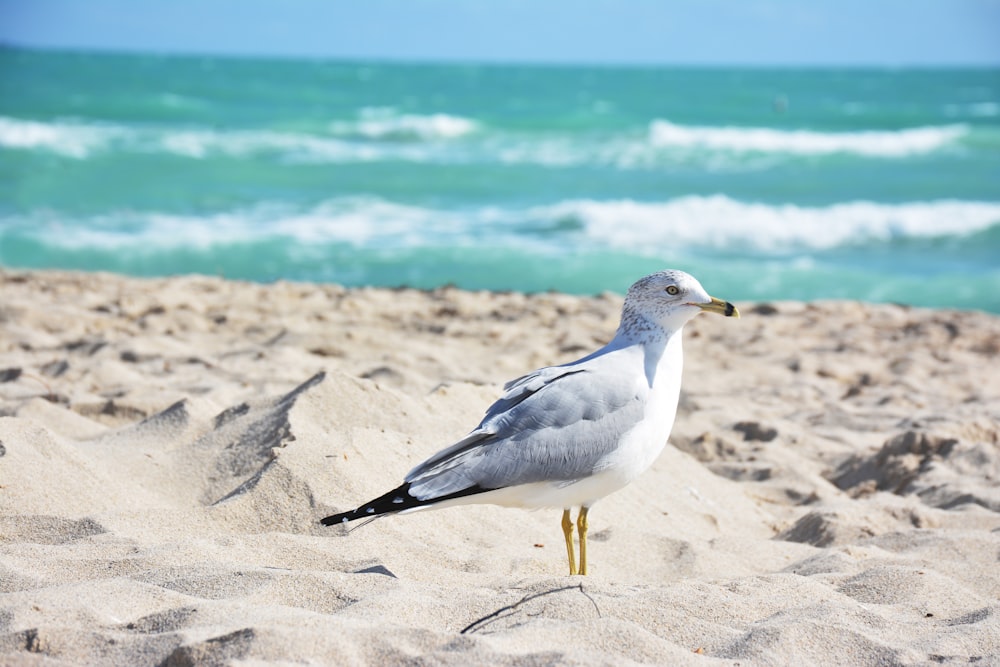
[6,196,999,255]
[647,120,968,157]
[1,115,968,166]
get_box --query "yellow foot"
[562,509,577,575]
[577,507,589,576]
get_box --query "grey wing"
[405,362,646,500]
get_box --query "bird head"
[620,270,739,338]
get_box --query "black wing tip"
[319,482,494,527]
[319,482,413,526]
[319,513,351,526]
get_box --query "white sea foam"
[9,196,1000,256]
[3,113,967,167]
[155,126,469,163]
[0,116,429,162]
[552,196,1000,252]
[329,107,479,141]
[648,120,967,157]
[156,128,392,161]
[13,198,478,251]
[0,116,122,158]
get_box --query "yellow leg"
[577,507,590,576]
[561,509,577,575]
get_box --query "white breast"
[599,332,683,479]
[531,332,684,509]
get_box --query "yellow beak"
[694,296,740,318]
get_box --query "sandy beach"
[1,268,998,666]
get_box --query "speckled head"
[618,270,739,340]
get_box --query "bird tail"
[319,482,491,526]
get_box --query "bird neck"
[614,308,674,347]
[611,312,682,388]
[643,328,681,388]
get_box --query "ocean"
[2,48,999,311]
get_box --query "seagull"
[321,270,739,575]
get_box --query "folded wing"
[406,356,646,500]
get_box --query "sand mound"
[832,424,1000,511]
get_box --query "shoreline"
[4,264,998,315]
[2,268,999,665]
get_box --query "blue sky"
[1,0,998,66]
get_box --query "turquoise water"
[2,48,999,311]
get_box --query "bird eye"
[665,285,680,295]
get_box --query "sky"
[1,0,999,66]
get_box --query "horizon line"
[5,41,1000,71]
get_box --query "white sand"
[1,269,998,666]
